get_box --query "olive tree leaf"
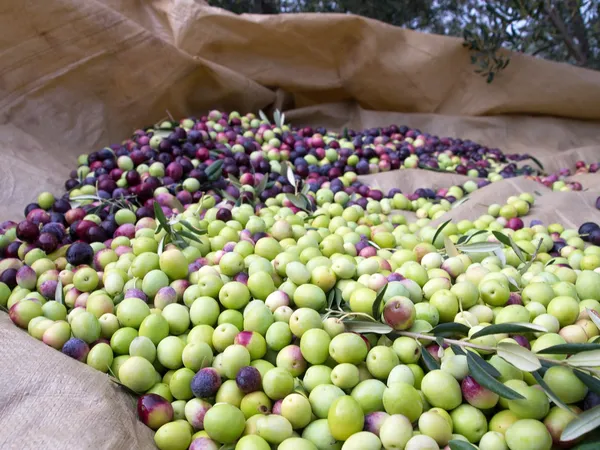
[153,202,171,234]
[286,165,297,190]
[206,160,224,181]
[470,323,546,338]
[566,350,600,367]
[466,349,501,378]
[518,238,543,275]
[157,235,166,256]
[467,352,525,399]
[507,276,520,291]
[430,322,470,337]
[537,344,600,355]
[55,280,63,305]
[587,309,600,330]
[492,231,526,262]
[179,220,207,236]
[528,156,545,171]
[456,242,503,254]
[574,370,600,395]
[494,248,507,266]
[444,235,460,257]
[256,174,269,195]
[449,441,478,450]
[452,197,470,209]
[372,284,389,322]
[273,109,282,128]
[176,230,203,244]
[343,321,392,334]
[432,219,452,246]
[532,371,572,411]
[258,110,271,124]
[457,230,488,245]
[420,344,441,371]
[562,404,600,441]
[497,342,541,372]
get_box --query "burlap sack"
[1,1,600,448]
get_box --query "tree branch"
[542,0,587,65]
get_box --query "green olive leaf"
[343,321,392,334]
[258,110,271,124]
[465,349,501,378]
[444,235,460,257]
[432,219,452,246]
[430,322,470,337]
[372,283,389,321]
[456,242,503,253]
[457,229,488,245]
[449,440,478,450]
[466,352,525,399]
[574,370,600,395]
[497,342,541,372]
[420,344,441,371]
[470,323,546,338]
[587,309,600,330]
[55,280,63,305]
[562,404,600,441]
[532,371,572,411]
[566,350,600,368]
[536,344,600,355]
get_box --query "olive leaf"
[562,404,600,441]
[228,175,242,187]
[465,349,501,378]
[444,235,460,257]
[153,202,171,234]
[256,174,269,195]
[179,220,207,236]
[452,197,470,209]
[432,219,452,246]
[372,283,389,322]
[528,156,545,171]
[518,238,543,275]
[566,350,600,368]
[470,322,546,339]
[493,248,507,266]
[466,352,524,399]
[176,230,203,244]
[258,110,271,124]
[536,344,600,355]
[420,344,441,371]
[368,240,381,250]
[430,322,470,337]
[532,371,571,411]
[456,242,503,253]
[574,370,600,395]
[55,280,63,305]
[157,235,166,256]
[456,229,488,245]
[506,276,520,292]
[449,440,478,450]
[496,342,541,372]
[587,309,600,330]
[343,321,393,334]
[492,231,526,263]
[286,165,297,191]
[206,160,224,181]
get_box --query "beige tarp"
[1,1,600,448]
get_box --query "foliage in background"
[208,0,599,82]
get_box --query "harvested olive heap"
[4,110,600,450]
